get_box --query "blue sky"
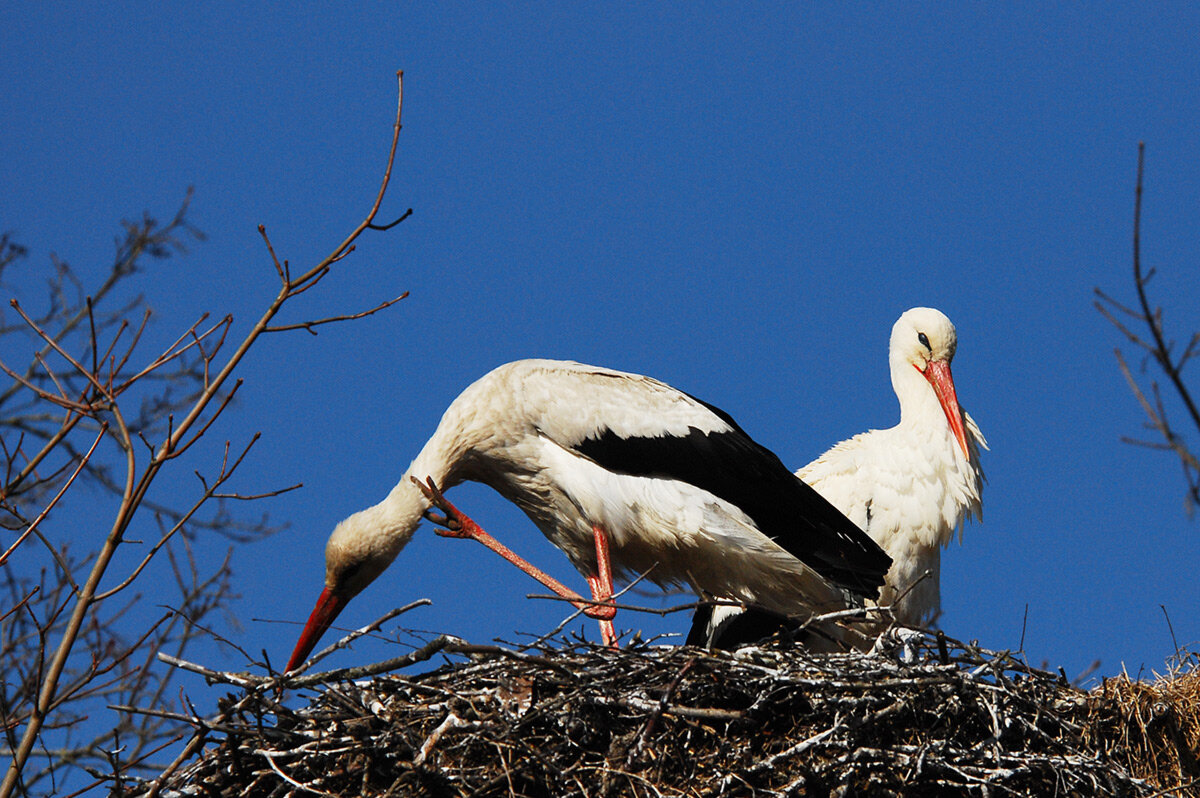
[4,2,1200,702]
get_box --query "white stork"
[689,307,986,648]
[286,359,890,671]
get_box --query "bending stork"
[286,359,890,670]
[690,308,986,648]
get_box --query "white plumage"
[287,359,890,670]
[798,307,986,625]
[691,308,986,647]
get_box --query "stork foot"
[413,476,472,537]
[411,475,620,648]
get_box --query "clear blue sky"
[4,3,1200,695]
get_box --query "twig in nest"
[414,712,478,766]
[287,598,433,674]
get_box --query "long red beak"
[286,586,347,673]
[922,359,971,462]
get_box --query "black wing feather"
[571,396,891,599]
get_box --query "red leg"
[586,524,618,647]
[413,477,618,642]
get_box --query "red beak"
[921,359,971,462]
[286,586,347,673]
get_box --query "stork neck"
[371,381,491,545]
[891,359,943,429]
[377,426,468,532]
[373,471,433,538]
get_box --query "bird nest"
[125,630,1199,797]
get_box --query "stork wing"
[571,396,891,600]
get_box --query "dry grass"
[1087,654,1200,796]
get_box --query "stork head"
[285,502,416,673]
[889,307,971,461]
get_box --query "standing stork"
[286,359,891,671]
[689,308,986,648]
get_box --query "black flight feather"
[570,397,890,599]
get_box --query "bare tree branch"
[0,72,411,795]
[1095,143,1200,515]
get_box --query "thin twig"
[286,599,434,674]
[0,423,107,566]
[264,292,409,335]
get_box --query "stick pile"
[125,630,1198,797]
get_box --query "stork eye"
[918,332,932,351]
